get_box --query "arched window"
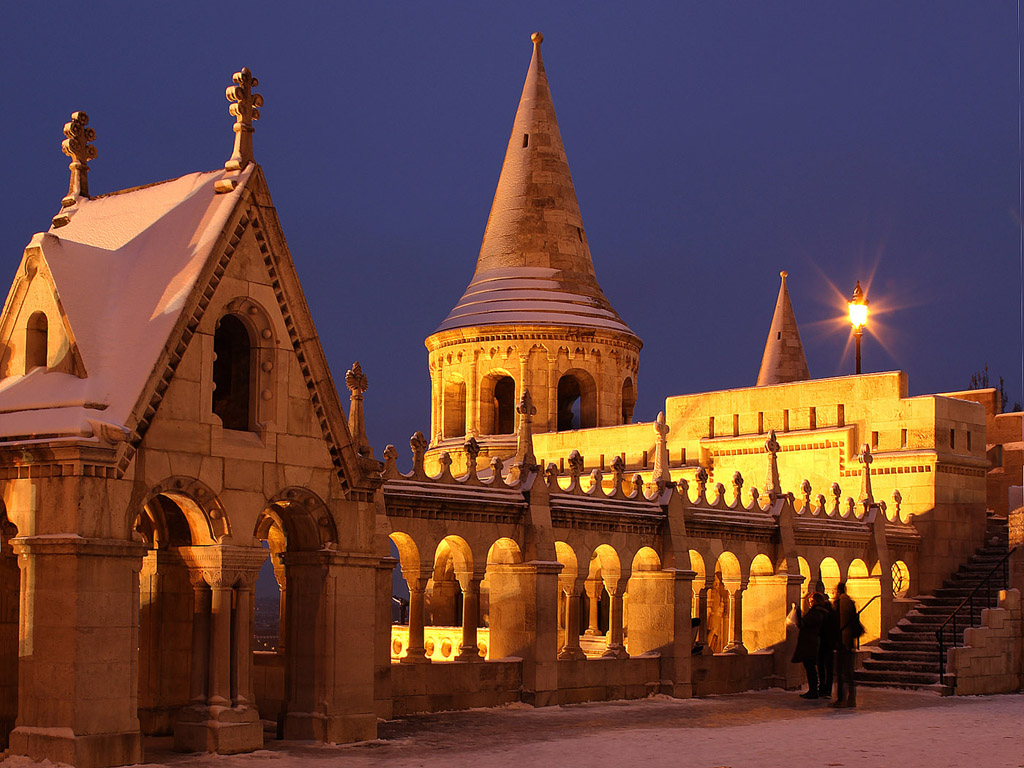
[621,378,636,424]
[493,376,515,435]
[212,314,252,431]
[557,372,597,431]
[25,312,47,372]
[442,380,467,439]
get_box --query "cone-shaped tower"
[426,34,642,473]
[437,32,635,335]
[756,271,810,386]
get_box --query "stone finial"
[587,468,604,496]
[567,450,584,480]
[651,411,671,489]
[60,111,97,207]
[630,474,644,499]
[800,479,812,509]
[830,482,842,514]
[610,455,626,497]
[544,461,560,490]
[514,389,538,470]
[531,31,544,45]
[463,437,481,482]
[382,444,399,479]
[410,431,428,479]
[764,429,781,501]
[225,67,263,171]
[694,465,709,498]
[892,489,903,519]
[858,443,874,504]
[489,456,505,485]
[345,361,373,458]
[732,471,744,505]
[437,451,453,481]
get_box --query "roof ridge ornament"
[858,443,874,506]
[651,411,670,490]
[53,112,97,227]
[225,67,263,172]
[345,361,373,458]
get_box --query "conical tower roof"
[436,33,637,339]
[756,271,810,386]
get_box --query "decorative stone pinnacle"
[514,389,538,470]
[568,450,584,479]
[858,443,874,503]
[345,361,372,458]
[225,67,263,171]
[410,431,428,479]
[651,411,671,489]
[61,111,97,207]
[464,437,480,463]
[765,429,781,501]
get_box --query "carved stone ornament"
[345,361,369,394]
[59,111,97,212]
[225,67,263,171]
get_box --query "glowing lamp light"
[848,281,868,329]
[848,281,868,373]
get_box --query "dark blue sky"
[2,2,1021,454]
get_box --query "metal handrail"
[936,546,1016,686]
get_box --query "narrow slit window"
[577,227,583,242]
[901,429,908,448]
[708,416,715,439]
[777,331,781,340]
[871,431,879,449]
[809,407,817,430]
[967,431,972,451]
[522,133,529,148]
[949,428,955,449]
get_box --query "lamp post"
[848,281,868,374]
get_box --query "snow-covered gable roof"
[0,166,252,442]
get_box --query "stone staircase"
[855,516,1010,691]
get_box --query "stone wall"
[946,589,1022,695]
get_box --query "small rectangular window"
[901,429,908,448]
[642,450,649,468]
[523,133,529,147]
[757,412,764,434]
[871,431,879,449]
[837,404,845,428]
[783,409,790,432]
[950,428,955,449]
[777,331,781,340]
[709,416,715,438]
[967,431,972,451]
[733,413,740,437]
[809,407,817,430]
[680,448,686,464]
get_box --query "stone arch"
[212,298,276,433]
[846,557,881,644]
[557,368,597,431]
[707,551,741,653]
[484,537,526,659]
[480,372,516,435]
[743,553,786,652]
[621,377,636,425]
[797,556,811,597]
[429,536,474,630]
[442,377,467,439]
[258,487,337,550]
[689,549,706,620]
[818,556,841,598]
[554,541,581,654]
[132,477,229,546]
[25,311,47,372]
[624,547,669,657]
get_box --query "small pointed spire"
[225,67,263,171]
[514,389,538,470]
[651,411,670,489]
[61,111,97,206]
[858,443,874,505]
[764,429,781,501]
[345,361,373,458]
[757,271,810,386]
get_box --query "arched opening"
[0,506,18,748]
[708,552,741,653]
[492,376,515,435]
[742,554,786,651]
[818,557,841,599]
[25,312,47,372]
[422,537,476,662]
[442,380,467,439]
[212,314,253,431]
[483,538,524,659]
[621,378,636,425]
[557,371,597,431]
[847,558,881,644]
[554,542,583,658]
[252,494,334,740]
[388,532,422,662]
[625,547,670,657]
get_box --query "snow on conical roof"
[756,271,810,386]
[436,33,637,339]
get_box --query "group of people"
[791,581,859,708]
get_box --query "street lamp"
[848,281,868,374]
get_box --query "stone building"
[0,35,1015,768]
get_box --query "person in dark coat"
[817,596,839,697]
[791,592,830,699]
[833,581,858,707]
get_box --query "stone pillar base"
[10,726,142,768]
[601,645,629,659]
[139,705,180,737]
[557,647,585,660]
[173,706,262,754]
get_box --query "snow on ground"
[4,688,1022,768]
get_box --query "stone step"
[861,659,941,674]
[854,669,940,686]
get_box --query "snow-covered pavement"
[5,688,1023,768]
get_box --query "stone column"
[725,583,748,655]
[402,577,430,663]
[602,579,629,659]
[234,579,255,706]
[557,583,585,660]
[584,579,603,636]
[207,583,233,707]
[467,354,479,437]
[9,536,147,768]
[457,575,482,661]
[188,575,212,705]
[697,584,710,652]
